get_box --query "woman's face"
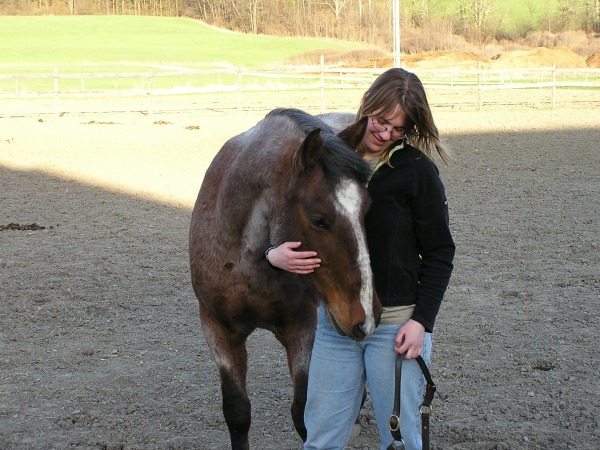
[361,104,407,159]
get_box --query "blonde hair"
[356,68,451,165]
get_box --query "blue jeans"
[304,304,432,450]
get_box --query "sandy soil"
[354,46,598,70]
[1,92,599,450]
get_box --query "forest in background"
[3,0,600,57]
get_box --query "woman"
[266,68,455,450]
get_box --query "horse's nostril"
[352,322,366,341]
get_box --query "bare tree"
[321,0,350,21]
[457,0,493,42]
[409,0,430,28]
[524,0,539,31]
[582,0,599,31]
[243,0,261,33]
[557,0,577,30]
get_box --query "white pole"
[393,0,401,67]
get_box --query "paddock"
[1,93,599,449]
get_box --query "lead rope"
[387,353,436,450]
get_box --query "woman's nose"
[378,128,393,139]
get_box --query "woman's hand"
[395,319,425,359]
[267,242,321,274]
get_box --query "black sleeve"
[410,162,455,332]
[264,244,282,271]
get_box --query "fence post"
[552,64,556,109]
[147,72,153,115]
[54,67,59,116]
[237,66,242,113]
[320,55,325,114]
[477,62,482,110]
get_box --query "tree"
[409,0,430,28]
[321,0,350,21]
[524,0,539,31]
[583,0,600,32]
[245,0,261,33]
[457,0,493,42]
[557,0,577,30]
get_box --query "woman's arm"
[411,161,455,332]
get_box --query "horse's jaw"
[326,308,374,341]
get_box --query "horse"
[189,108,383,450]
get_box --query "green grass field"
[0,16,368,68]
[434,0,559,30]
[0,16,376,93]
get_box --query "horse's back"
[316,112,355,134]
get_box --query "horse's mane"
[265,108,370,187]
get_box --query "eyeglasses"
[370,116,406,140]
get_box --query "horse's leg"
[274,312,317,442]
[200,311,252,450]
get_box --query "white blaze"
[334,178,376,336]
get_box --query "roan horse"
[189,108,383,449]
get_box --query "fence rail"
[1,64,599,116]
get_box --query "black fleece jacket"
[365,143,455,332]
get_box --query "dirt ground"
[1,88,599,450]
[351,46,598,70]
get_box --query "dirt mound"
[348,46,588,70]
[349,51,485,70]
[403,50,485,70]
[403,50,484,64]
[347,57,393,69]
[586,52,600,67]
[289,48,389,67]
[489,46,586,69]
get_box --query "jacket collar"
[366,140,405,186]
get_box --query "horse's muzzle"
[351,322,367,341]
[326,309,373,341]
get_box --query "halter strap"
[387,353,436,450]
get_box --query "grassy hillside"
[0,16,369,68]
[435,0,559,29]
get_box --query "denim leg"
[304,306,366,450]
[366,326,432,450]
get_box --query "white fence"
[1,65,599,117]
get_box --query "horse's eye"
[309,215,329,230]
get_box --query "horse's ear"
[295,128,324,172]
[337,116,368,150]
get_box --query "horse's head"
[272,109,382,340]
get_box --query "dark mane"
[266,108,371,187]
